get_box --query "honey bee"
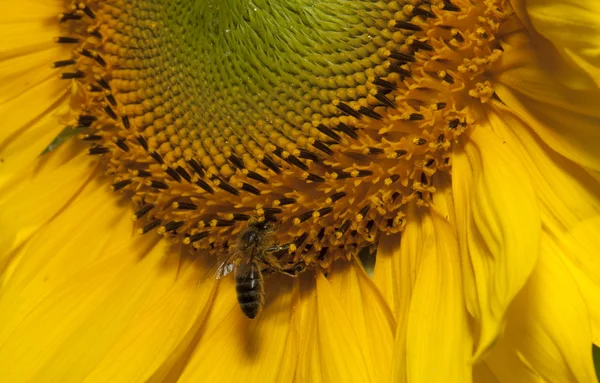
[217,219,306,319]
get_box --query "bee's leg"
[262,243,306,276]
[264,243,290,259]
[261,256,306,277]
[265,243,289,253]
[279,260,307,276]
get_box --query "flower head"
[1,0,600,381]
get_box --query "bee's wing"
[213,246,252,280]
[215,261,235,279]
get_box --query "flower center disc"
[56,0,509,267]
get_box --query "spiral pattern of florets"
[54,0,511,268]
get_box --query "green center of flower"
[54,0,511,268]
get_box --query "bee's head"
[239,219,275,250]
[249,219,271,232]
[240,229,258,250]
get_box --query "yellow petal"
[0,76,70,182]
[392,205,472,383]
[452,127,540,359]
[295,272,372,383]
[483,339,544,382]
[0,183,217,382]
[177,273,297,383]
[0,1,66,54]
[473,363,499,383]
[327,259,395,382]
[485,104,600,234]
[486,237,597,383]
[554,217,600,345]
[373,172,456,320]
[494,31,600,172]
[0,0,71,181]
[0,147,98,277]
[510,0,600,88]
[485,102,600,343]
[372,233,400,317]
[387,203,426,382]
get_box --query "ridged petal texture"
[453,127,540,359]
[0,0,72,184]
[1,0,600,382]
[510,0,600,88]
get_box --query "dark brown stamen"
[411,40,434,51]
[105,93,117,106]
[192,177,213,195]
[53,59,76,68]
[413,7,436,18]
[241,183,261,195]
[329,191,347,203]
[61,71,85,79]
[88,146,109,155]
[388,64,413,78]
[142,219,162,234]
[165,167,182,182]
[59,12,82,22]
[316,124,342,142]
[443,1,461,12]
[389,51,416,62]
[149,151,164,165]
[336,102,362,119]
[233,214,251,221]
[358,106,383,120]
[298,148,321,160]
[318,207,333,217]
[121,115,130,130]
[307,173,325,183]
[212,177,240,196]
[135,169,151,178]
[296,210,315,223]
[55,36,81,44]
[262,207,283,215]
[261,156,282,174]
[134,204,155,219]
[246,170,268,184]
[213,219,236,227]
[338,219,351,234]
[373,78,396,90]
[278,197,296,206]
[393,20,422,31]
[82,134,102,141]
[312,140,334,156]
[162,221,184,233]
[227,154,245,169]
[103,104,117,120]
[150,180,169,189]
[374,92,396,108]
[335,123,359,140]
[115,139,130,152]
[187,231,209,243]
[175,166,192,182]
[187,158,205,177]
[358,205,371,218]
[294,232,308,247]
[175,202,198,210]
[136,135,149,150]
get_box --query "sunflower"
[1,0,600,381]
